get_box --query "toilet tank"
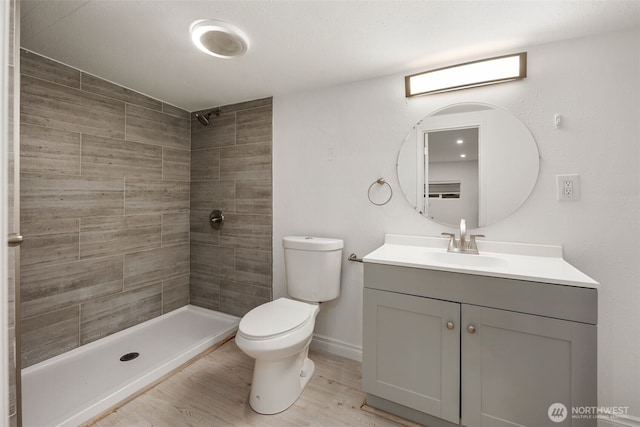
[283,236,343,303]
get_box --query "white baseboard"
[310,334,362,362]
[598,415,640,427]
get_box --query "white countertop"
[363,234,599,289]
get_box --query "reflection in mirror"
[427,128,479,227]
[397,103,539,228]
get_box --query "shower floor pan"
[22,305,239,427]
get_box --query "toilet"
[235,236,343,414]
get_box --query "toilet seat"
[238,298,315,340]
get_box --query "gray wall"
[19,50,191,368]
[190,99,273,317]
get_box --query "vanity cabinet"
[362,263,597,427]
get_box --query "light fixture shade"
[190,19,249,59]
[405,52,527,97]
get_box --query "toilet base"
[248,348,315,414]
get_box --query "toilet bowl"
[235,236,343,415]
[236,297,320,414]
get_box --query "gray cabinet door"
[461,305,597,427]
[362,288,460,424]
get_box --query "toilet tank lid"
[283,236,344,251]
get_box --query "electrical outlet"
[556,174,580,201]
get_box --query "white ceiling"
[20,0,640,112]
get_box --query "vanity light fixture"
[460,154,466,158]
[190,19,249,59]
[456,139,464,144]
[405,52,527,97]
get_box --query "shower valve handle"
[209,210,225,230]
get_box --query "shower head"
[195,112,210,126]
[194,108,221,126]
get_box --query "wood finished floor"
[91,339,404,427]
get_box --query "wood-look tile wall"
[19,50,191,368]
[190,99,273,317]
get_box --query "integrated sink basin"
[425,251,509,269]
[363,234,599,288]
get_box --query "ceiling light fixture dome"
[190,19,249,59]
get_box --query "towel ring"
[368,178,393,206]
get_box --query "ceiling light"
[460,154,466,158]
[405,52,527,97]
[456,139,464,144]
[190,19,249,59]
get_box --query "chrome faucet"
[442,219,485,254]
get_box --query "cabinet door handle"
[446,321,455,330]
[467,325,476,334]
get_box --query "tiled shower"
[190,99,273,317]
[17,50,273,374]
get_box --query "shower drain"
[120,352,140,362]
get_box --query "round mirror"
[397,103,539,228]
